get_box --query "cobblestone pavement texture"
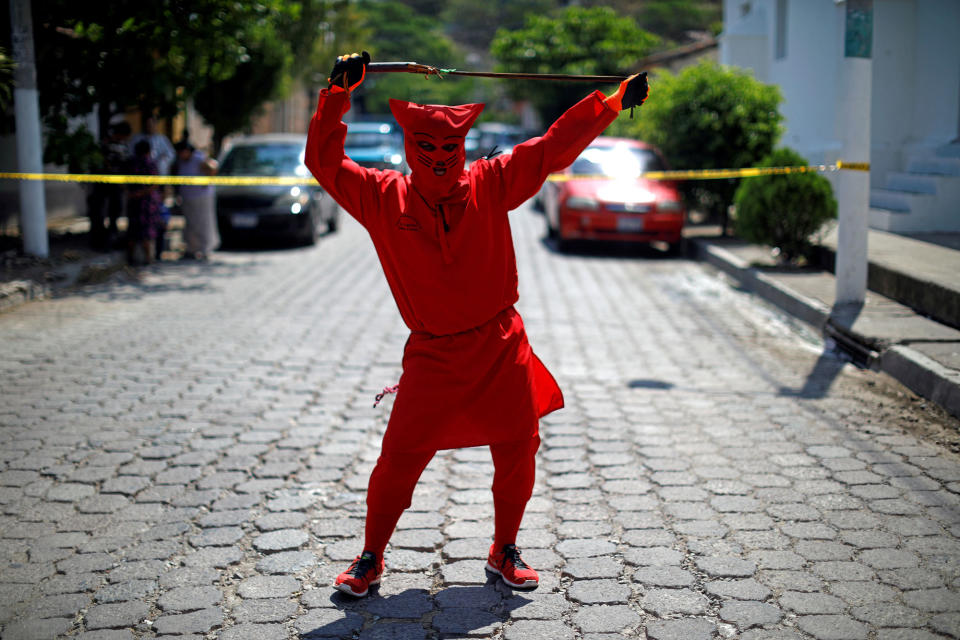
[1,204,960,639]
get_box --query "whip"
[366,62,631,83]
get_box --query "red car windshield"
[571,145,665,178]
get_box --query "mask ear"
[389,100,485,137]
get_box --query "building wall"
[911,0,960,146]
[721,0,960,187]
[871,0,917,182]
[770,0,843,165]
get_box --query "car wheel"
[300,217,318,246]
[665,239,685,257]
[327,209,339,233]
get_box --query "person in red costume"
[305,51,648,598]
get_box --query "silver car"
[216,134,340,246]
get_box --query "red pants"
[363,435,541,559]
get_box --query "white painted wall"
[769,1,843,165]
[719,2,770,82]
[910,0,960,147]
[721,0,960,185]
[871,0,917,183]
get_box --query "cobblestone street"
[1,204,959,640]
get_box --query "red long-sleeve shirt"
[305,89,618,337]
[305,89,618,451]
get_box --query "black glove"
[328,51,371,92]
[621,72,648,110]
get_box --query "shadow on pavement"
[628,378,677,390]
[777,347,848,399]
[539,236,681,260]
[298,584,532,638]
[66,257,267,302]
[779,302,865,398]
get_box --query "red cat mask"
[389,99,484,202]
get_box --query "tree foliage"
[2,1,331,164]
[636,1,721,41]
[733,148,837,264]
[352,0,476,114]
[491,6,659,125]
[193,1,339,151]
[611,61,783,219]
[579,0,721,43]
[441,0,555,53]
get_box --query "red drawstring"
[373,384,400,408]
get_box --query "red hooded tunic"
[305,88,618,453]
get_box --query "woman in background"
[173,139,219,261]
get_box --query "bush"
[611,61,783,222]
[733,147,837,264]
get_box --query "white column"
[835,1,872,306]
[9,0,48,258]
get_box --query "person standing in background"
[173,139,219,261]
[125,140,164,266]
[129,115,175,176]
[130,116,176,260]
[88,121,131,251]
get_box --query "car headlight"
[278,190,310,207]
[565,196,599,211]
[658,200,683,213]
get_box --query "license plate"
[617,216,644,232]
[231,213,259,229]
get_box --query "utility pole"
[834,0,872,307]
[9,0,48,258]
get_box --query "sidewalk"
[0,214,185,312]
[687,226,960,420]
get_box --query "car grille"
[218,195,276,209]
[605,202,651,213]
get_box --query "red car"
[542,137,685,253]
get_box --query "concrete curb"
[690,238,960,419]
[692,240,831,329]
[882,346,960,419]
[818,242,960,331]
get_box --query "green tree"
[396,0,449,16]
[193,42,290,154]
[635,0,722,42]
[611,61,783,223]
[353,0,475,114]
[491,6,659,125]
[442,0,555,52]
[733,148,837,264]
[193,1,341,152]
[1,2,330,166]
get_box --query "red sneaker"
[486,543,539,590]
[333,551,384,597]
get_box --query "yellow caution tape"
[0,161,869,186]
[0,172,319,186]
[547,161,870,182]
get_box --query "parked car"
[216,134,339,246]
[344,121,407,173]
[466,123,532,163]
[542,137,685,253]
[476,122,530,157]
